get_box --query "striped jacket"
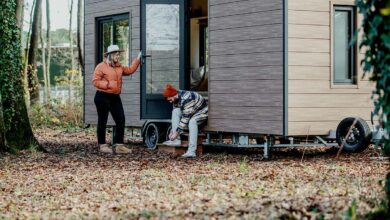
[176,90,208,132]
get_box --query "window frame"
[198,19,208,68]
[331,4,358,88]
[96,13,131,65]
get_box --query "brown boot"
[99,144,113,154]
[115,144,132,154]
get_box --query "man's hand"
[169,131,179,141]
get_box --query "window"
[333,6,356,84]
[199,19,208,70]
[97,14,130,65]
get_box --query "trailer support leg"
[263,138,269,159]
[263,141,269,159]
[263,136,274,159]
[205,133,211,144]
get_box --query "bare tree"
[77,0,84,74]
[16,0,24,31]
[69,0,75,71]
[77,0,84,73]
[39,11,48,103]
[27,0,43,105]
[45,0,51,99]
[68,0,75,102]
[23,0,36,104]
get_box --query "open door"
[140,0,187,119]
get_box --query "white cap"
[105,45,124,55]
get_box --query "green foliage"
[0,0,38,151]
[357,0,390,216]
[239,156,249,173]
[55,69,82,88]
[29,98,83,129]
[36,48,80,86]
[344,200,357,220]
[357,0,390,156]
[29,64,83,130]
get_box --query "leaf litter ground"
[0,128,388,219]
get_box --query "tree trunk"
[23,0,36,106]
[77,0,84,73]
[27,0,43,106]
[0,0,41,152]
[69,0,75,71]
[39,12,47,103]
[69,0,75,102]
[45,0,51,99]
[16,0,24,32]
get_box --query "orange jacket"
[92,58,141,94]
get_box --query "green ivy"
[0,0,38,151]
[356,0,390,213]
[357,0,390,155]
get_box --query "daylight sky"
[24,0,78,31]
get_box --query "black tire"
[165,125,172,142]
[144,123,165,150]
[336,117,372,153]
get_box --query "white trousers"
[171,107,208,151]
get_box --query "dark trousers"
[94,91,125,144]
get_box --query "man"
[92,45,141,154]
[162,84,208,158]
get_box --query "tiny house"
[84,0,378,156]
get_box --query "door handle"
[142,54,151,64]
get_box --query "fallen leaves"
[0,127,388,219]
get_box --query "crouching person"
[162,84,208,158]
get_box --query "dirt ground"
[0,128,388,219]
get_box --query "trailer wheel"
[336,117,372,153]
[165,125,172,142]
[144,123,164,150]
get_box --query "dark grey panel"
[210,24,283,43]
[209,93,283,107]
[210,0,282,18]
[207,119,283,134]
[208,0,284,135]
[121,83,140,94]
[209,0,247,6]
[210,38,283,56]
[85,0,138,15]
[209,80,283,94]
[209,66,283,81]
[210,10,283,31]
[209,107,283,121]
[210,52,283,68]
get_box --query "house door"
[141,0,187,119]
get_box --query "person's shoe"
[162,139,181,146]
[181,150,196,158]
[99,144,113,154]
[115,144,132,154]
